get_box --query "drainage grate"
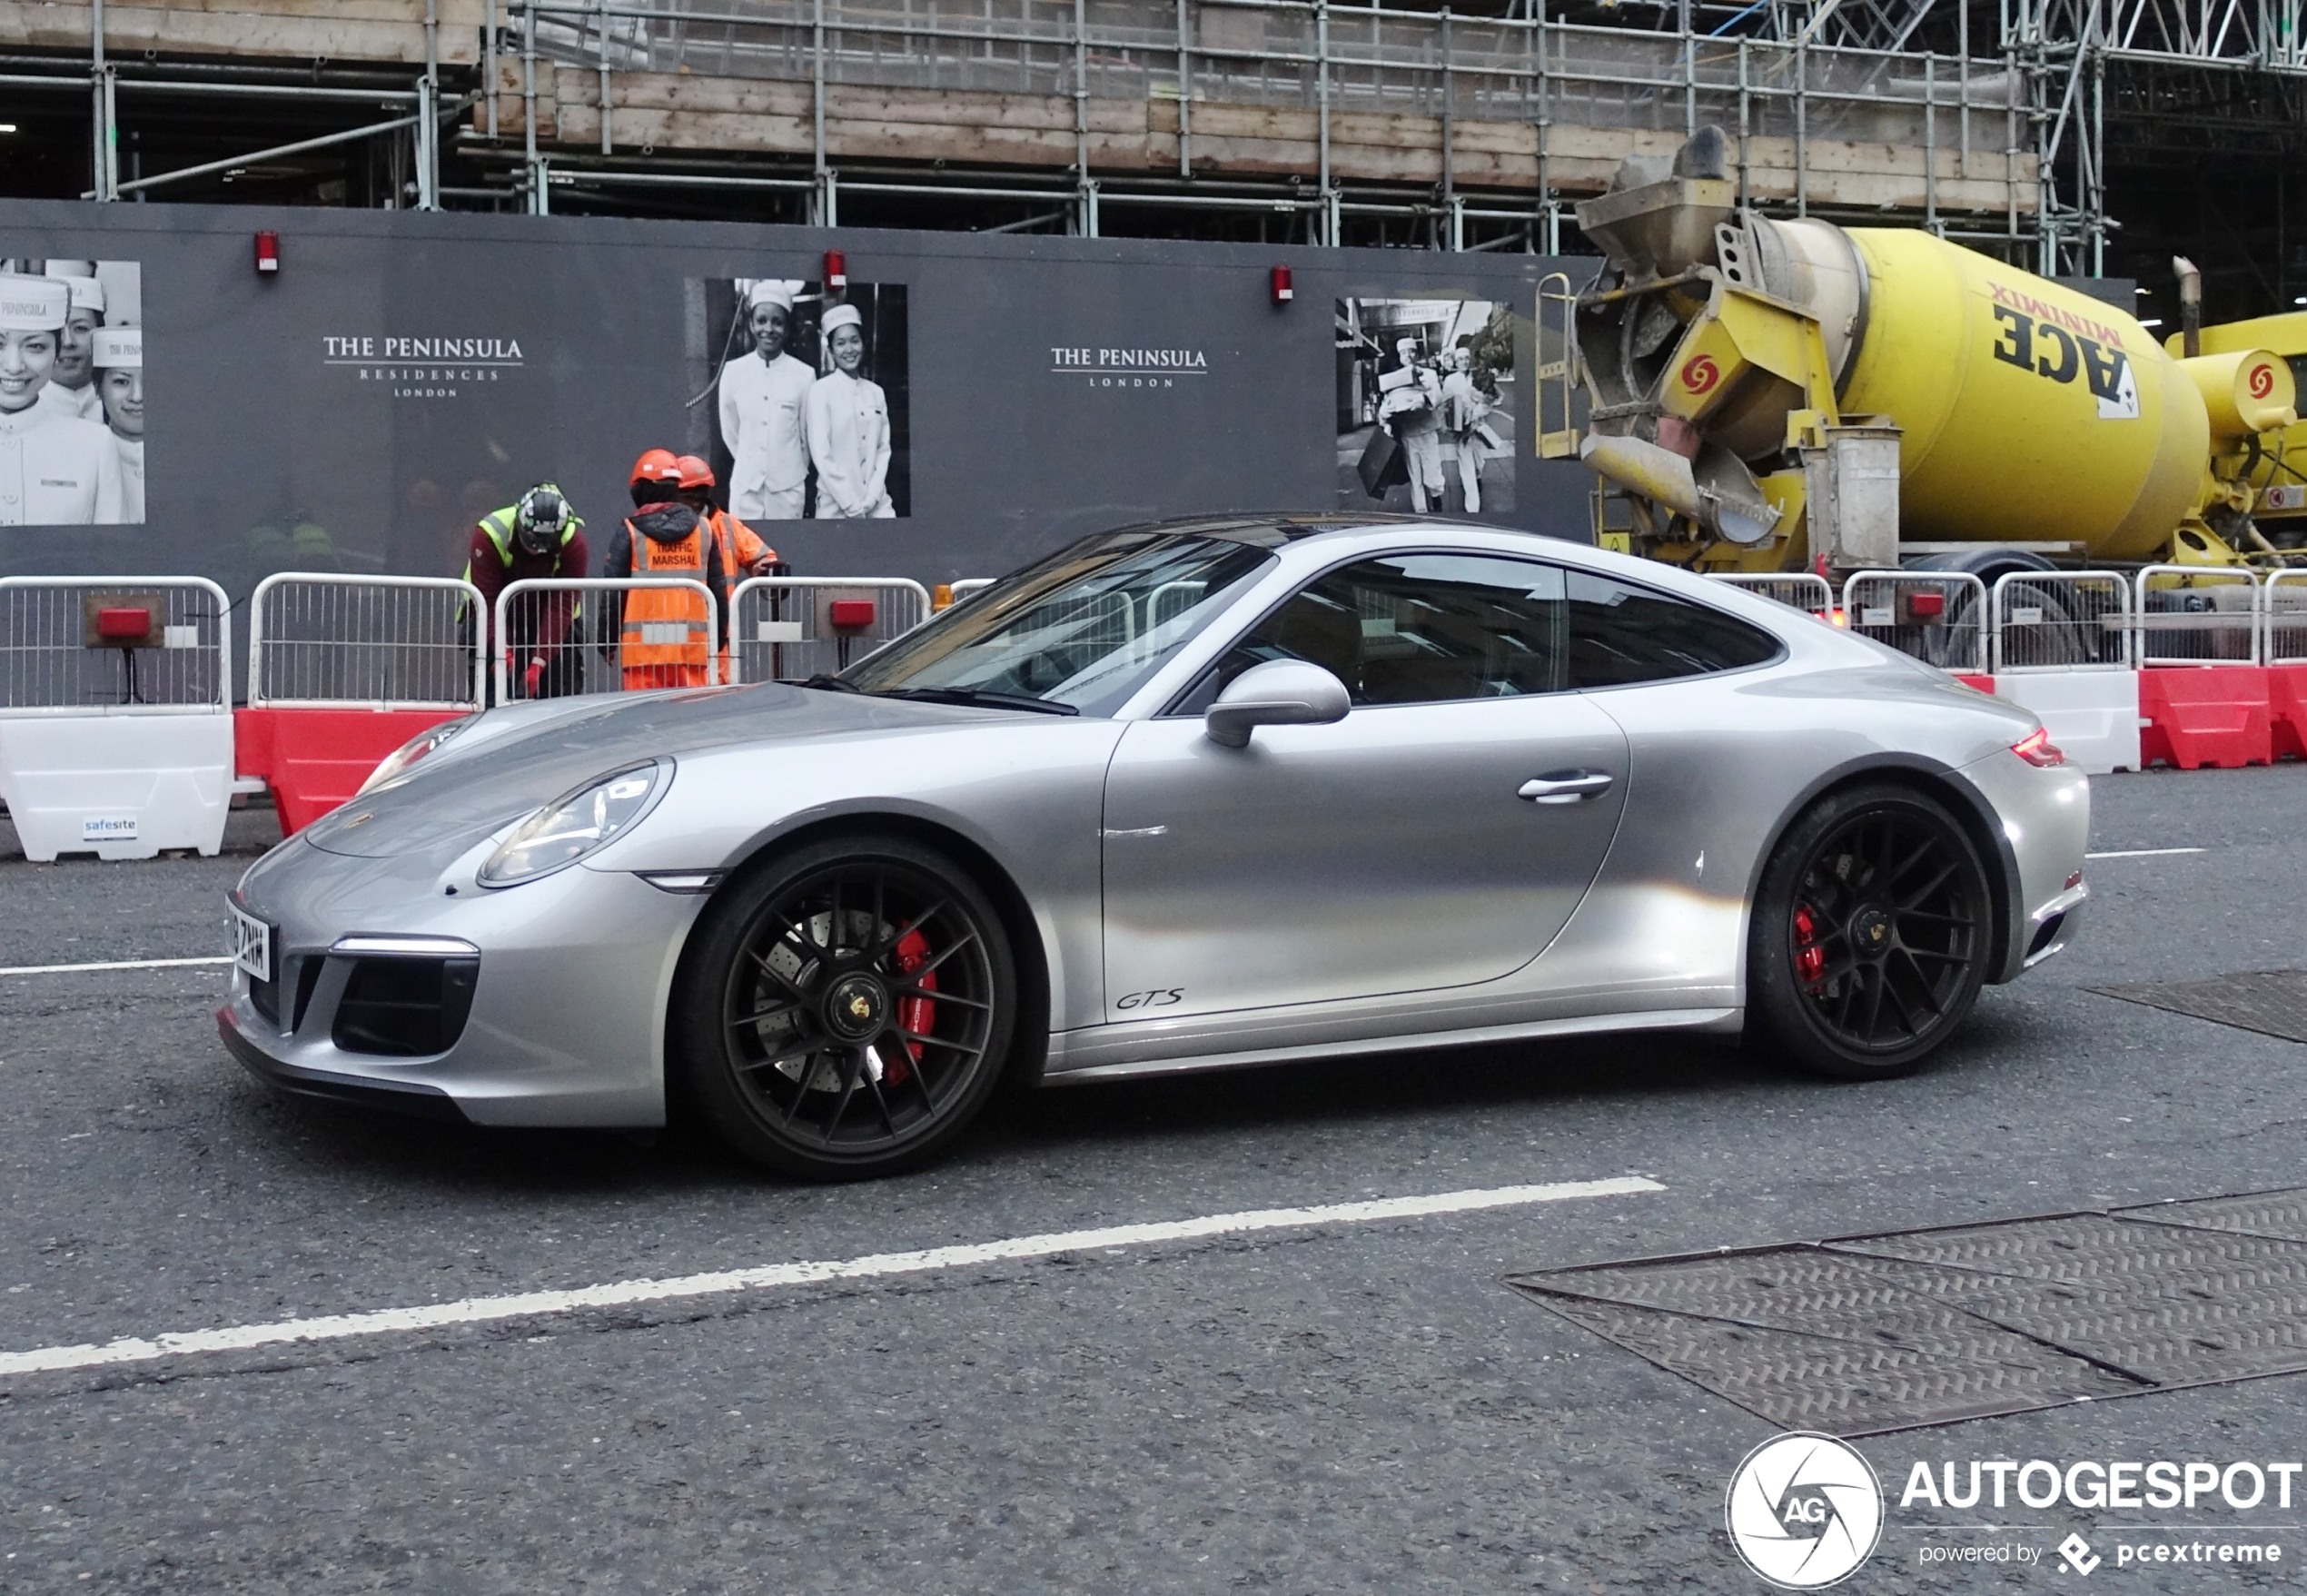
[2091,967,2307,1044]
[1508,1189,2307,1434]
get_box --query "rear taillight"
[2012,727,2066,768]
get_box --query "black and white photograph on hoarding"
[0,258,144,526]
[1335,296,1513,517]
[695,277,910,521]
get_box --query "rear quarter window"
[1566,571,1784,689]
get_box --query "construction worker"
[465,482,589,701]
[674,453,780,683]
[673,454,779,575]
[599,449,730,691]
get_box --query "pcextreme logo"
[1726,1432,1885,1589]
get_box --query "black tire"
[671,833,1018,1180]
[1746,783,1994,1081]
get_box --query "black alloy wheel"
[673,834,1016,1180]
[1748,784,1993,1080]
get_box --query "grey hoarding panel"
[0,199,1599,600]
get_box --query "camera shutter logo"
[1725,1432,1884,1589]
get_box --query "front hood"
[302,683,1006,858]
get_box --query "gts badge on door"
[1114,988,1184,1012]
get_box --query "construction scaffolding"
[3,0,2303,280]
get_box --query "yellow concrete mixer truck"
[1548,126,2307,587]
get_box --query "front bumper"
[219,838,709,1128]
[217,1009,469,1122]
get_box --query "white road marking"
[2084,848,2207,860]
[0,956,233,977]
[0,1176,1661,1378]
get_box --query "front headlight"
[479,760,668,887]
[357,715,476,797]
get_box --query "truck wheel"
[1747,784,1992,1081]
[672,834,1016,1181]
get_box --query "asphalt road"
[0,771,2302,1594]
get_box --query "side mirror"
[1204,659,1352,748]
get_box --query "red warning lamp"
[253,230,281,276]
[824,249,847,292]
[1270,263,1294,305]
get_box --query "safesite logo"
[1726,1432,2298,1586]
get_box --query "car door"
[1099,551,1629,1021]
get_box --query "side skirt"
[1039,1006,1743,1085]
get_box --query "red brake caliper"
[892,928,937,1081]
[1793,904,1825,985]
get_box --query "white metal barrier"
[1982,571,2140,773]
[0,576,233,860]
[2263,570,2307,665]
[1841,570,1989,675]
[2135,564,2260,667]
[1703,572,1835,620]
[495,578,719,702]
[1989,570,2134,673]
[249,572,486,709]
[948,578,997,602]
[728,577,933,682]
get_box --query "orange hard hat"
[629,447,679,487]
[673,453,716,491]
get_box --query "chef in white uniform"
[716,281,816,521]
[0,277,124,526]
[35,274,104,423]
[804,303,894,520]
[94,326,144,522]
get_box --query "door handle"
[1519,771,1613,805]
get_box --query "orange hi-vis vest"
[622,519,711,669]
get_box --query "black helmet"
[513,484,568,555]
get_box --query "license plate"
[232,905,273,984]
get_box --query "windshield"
[842,532,1279,716]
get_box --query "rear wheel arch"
[1742,759,2017,986]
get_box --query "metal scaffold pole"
[418,0,441,209]
[523,1,549,213]
[1074,0,1096,234]
[1175,0,1192,180]
[813,0,830,223]
[90,0,116,202]
[1441,7,1455,248]
[1318,0,1334,244]
[597,0,613,154]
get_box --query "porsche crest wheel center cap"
[1847,905,1893,954]
[822,973,888,1042]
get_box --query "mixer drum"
[1832,227,2208,562]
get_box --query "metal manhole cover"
[2090,967,2307,1043]
[1508,1187,2307,1433]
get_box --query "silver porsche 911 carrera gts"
[220,515,2089,1179]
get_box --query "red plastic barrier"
[2269,664,2307,761]
[234,706,466,835]
[1955,674,1995,694]
[2137,667,2272,769]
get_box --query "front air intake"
[332,956,480,1057]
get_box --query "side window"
[1187,553,1568,709]
[1564,571,1782,688]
